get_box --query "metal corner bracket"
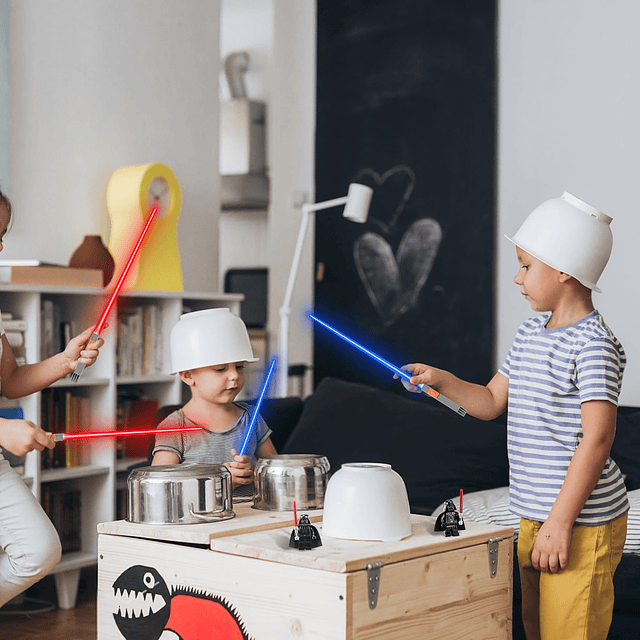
[366,561,385,609]
[487,536,503,578]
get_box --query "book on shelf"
[116,303,164,376]
[0,259,64,267]
[0,265,102,287]
[41,486,81,553]
[40,389,91,469]
[2,318,27,332]
[5,330,24,348]
[0,405,26,474]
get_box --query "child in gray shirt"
[152,309,277,496]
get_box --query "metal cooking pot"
[127,464,235,525]
[253,454,330,511]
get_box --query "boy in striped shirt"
[402,193,627,640]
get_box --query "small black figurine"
[289,514,322,550]
[434,499,466,537]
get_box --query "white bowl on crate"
[321,462,413,542]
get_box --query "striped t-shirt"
[498,310,628,525]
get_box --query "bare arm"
[152,450,180,466]
[256,436,277,457]
[532,400,617,573]
[0,325,104,399]
[401,364,508,421]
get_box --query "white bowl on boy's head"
[169,308,259,375]
[321,463,413,542]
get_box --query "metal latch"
[367,562,384,609]
[487,537,502,578]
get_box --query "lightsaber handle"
[69,331,101,381]
[418,383,467,417]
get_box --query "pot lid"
[128,463,229,480]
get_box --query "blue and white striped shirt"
[499,310,628,525]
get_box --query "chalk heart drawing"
[353,165,442,326]
[354,219,442,326]
[353,165,415,235]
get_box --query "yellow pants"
[518,514,627,640]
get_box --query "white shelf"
[0,284,242,608]
[50,377,111,388]
[116,374,175,385]
[41,464,111,483]
[115,457,148,473]
[51,550,98,574]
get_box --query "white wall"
[220,0,316,396]
[0,0,9,188]
[498,0,640,406]
[218,0,272,289]
[8,0,220,293]
[268,1,316,396]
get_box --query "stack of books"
[41,486,81,553]
[116,304,164,376]
[2,312,27,365]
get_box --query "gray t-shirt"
[152,403,272,497]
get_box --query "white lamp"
[276,183,373,397]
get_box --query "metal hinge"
[367,561,384,609]
[487,537,502,578]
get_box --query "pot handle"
[233,495,255,504]
[188,503,234,520]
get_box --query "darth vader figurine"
[434,499,466,537]
[289,514,322,550]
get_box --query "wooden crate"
[97,508,513,640]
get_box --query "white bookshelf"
[0,284,242,609]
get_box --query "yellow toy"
[106,163,183,291]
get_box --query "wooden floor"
[0,567,97,640]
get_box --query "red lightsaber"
[52,425,201,442]
[71,205,159,382]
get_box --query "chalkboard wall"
[314,0,496,392]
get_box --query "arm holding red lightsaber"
[0,326,105,400]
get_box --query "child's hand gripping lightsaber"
[310,314,467,417]
[52,426,202,442]
[71,205,159,382]
[239,358,277,455]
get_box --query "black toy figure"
[289,514,322,550]
[434,499,466,537]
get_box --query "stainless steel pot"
[127,464,235,525]
[253,454,330,511]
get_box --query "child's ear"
[179,370,195,386]
[558,271,573,284]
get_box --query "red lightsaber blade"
[71,205,159,382]
[52,425,201,442]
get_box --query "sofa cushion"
[610,407,640,491]
[282,376,509,514]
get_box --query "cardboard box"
[97,506,513,639]
[0,265,102,287]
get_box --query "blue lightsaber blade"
[239,358,277,455]
[310,314,466,417]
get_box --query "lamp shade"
[342,183,373,223]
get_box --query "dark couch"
[270,376,640,640]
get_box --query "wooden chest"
[97,504,513,640]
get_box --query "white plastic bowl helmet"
[505,192,613,293]
[169,308,258,374]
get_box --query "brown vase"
[69,235,115,287]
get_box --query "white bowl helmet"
[505,192,613,293]
[169,308,258,374]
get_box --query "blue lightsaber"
[239,358,277,455]
[310,314,466,417]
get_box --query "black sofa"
[268,376,640,640]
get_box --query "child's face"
[183,361,246,405]
[513,247,564,312]
[0,203,9,251]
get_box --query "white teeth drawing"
[113,587,166,619]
